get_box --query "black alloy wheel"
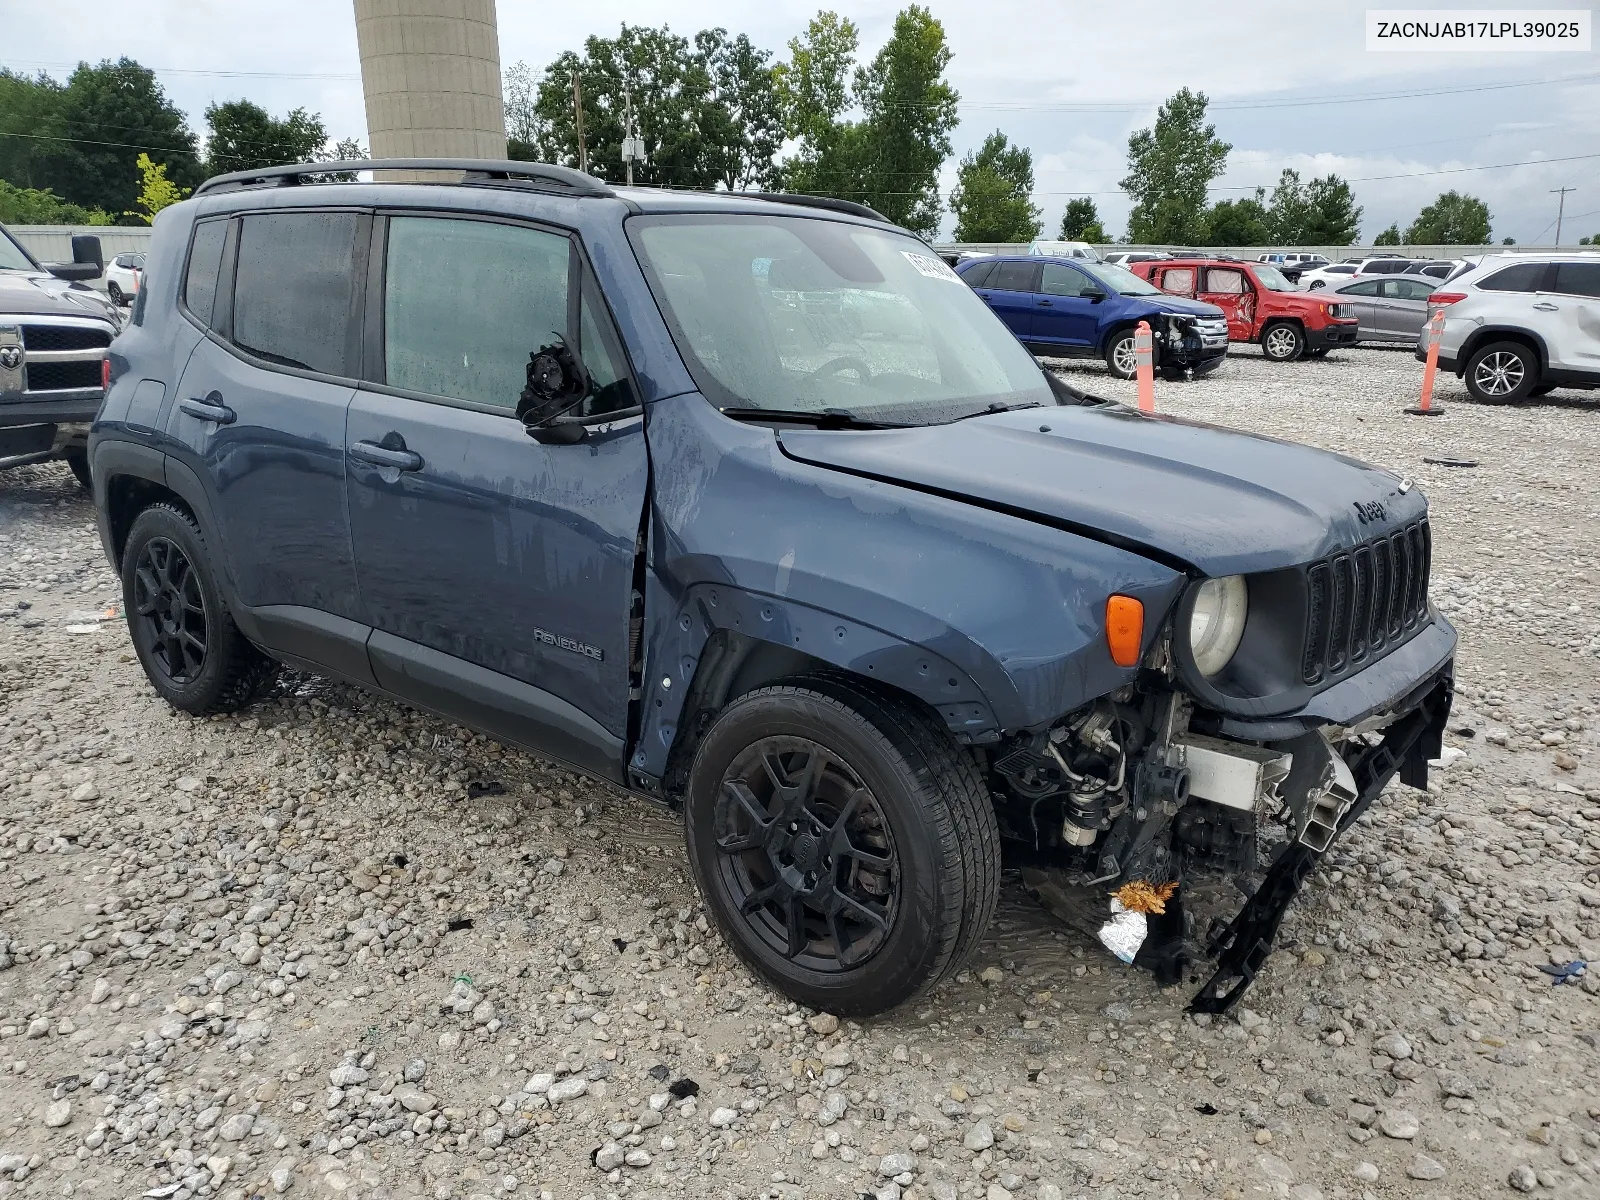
[713,736,899,973]
[132,535,208,683]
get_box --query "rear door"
[972,260,1039,340]
[1545,260,1600,374]
[167,209,367,670]
[1031,262,1101,348]
[1199,267,1256,341]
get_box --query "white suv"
[1423,252,1600,403]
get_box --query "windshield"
[0,228,35,272]
[1077,260,1161,296]
[629,214,1055,423]
[1253,265,1295,291]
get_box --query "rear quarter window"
[961,260,997,288]
[182,219,230,328]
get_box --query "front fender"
[634,392,1186,781]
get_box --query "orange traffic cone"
[1407,309,1446,416]
[1134,320,1155,413]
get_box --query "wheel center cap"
[790,830,820,873]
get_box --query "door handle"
[1532,302,1559,311]
[350,439,423,471]
[1037,298,1054,306]
[179,395,235,424]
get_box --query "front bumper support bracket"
[1187,673,1452,1014]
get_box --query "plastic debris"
[1537,960,1587,986]
[1422,457,1477,468]
[65,624,100,634]
[1098,898,1148,964]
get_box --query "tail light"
[1427,292,1466,307]
[101,357,111,391]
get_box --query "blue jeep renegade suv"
[91,159,1455,1016]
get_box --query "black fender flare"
[630,582,1004,789]
[1455,325,1550,377]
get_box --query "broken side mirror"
[1083,287,1106,303]
[517,336,591,445]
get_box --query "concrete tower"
[352,0,507,162]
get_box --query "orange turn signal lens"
[1105,595,1144,667]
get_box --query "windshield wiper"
[719,406,907,430]
[951,400,1044,422]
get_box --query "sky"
[6,0,1600,244]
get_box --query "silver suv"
[1422,252,1600,403]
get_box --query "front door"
[345,212,648,778]
[1335,280,1384,339]
[167,210,364,627]
[1031,262,1102,348]
[1198,267,1257,342]
[1377,278,1433,340]
[972,260,1040,341]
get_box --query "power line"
[2,59,360,81]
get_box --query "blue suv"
[958,255,1230,378]
[91,159,1454,1016]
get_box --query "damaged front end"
[992,666,1452,1013]
[1154,312,1227,377]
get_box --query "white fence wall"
[8,225,155,263]
[933,242,1571,260]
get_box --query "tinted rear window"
[989,261,1037,291]
[1477,262,1547,293]
[231,212,359,375]
[961,260,997,288]
[183,220,229,328]
[1551,261,1600,298]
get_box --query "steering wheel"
[811,356,875,382]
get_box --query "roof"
[192,158,895,227]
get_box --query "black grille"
[1302,519,1431,686]
[21,325,111,352]
[25,360,102,392]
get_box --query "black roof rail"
[193,159,616,198]
[743,192,891,224]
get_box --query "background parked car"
[1423,251,1600,402]
[104,252,145,306]
[1026,239,1100,262]
[958,255,1229,377]
[1132,257,1359,361]
[1257,252,1330,269]
[1300,263,1361,290]
[1102,251,1169,266]
[1330,273,1440,343]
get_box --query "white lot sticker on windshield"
[902,251,963,283]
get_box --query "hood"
[1136,294,1224,319]
[0,269,119,324]
[776,404,1425,577]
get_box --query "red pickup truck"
[1130,257,1359,362]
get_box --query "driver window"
[1344,280,1382,296]
[1203,268,1246,294]
[1039,264,1094,297]
[1158,267,1195,297]
[383,215,570,410]
[578,280,635,416]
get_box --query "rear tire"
[1261,322,1304,362]
[1464,340,1537,404]
[122,503,279,715]
[63,448,91,490]
[1529,383,1557,397]
[683,677,999,1016]
[108,282,124,306]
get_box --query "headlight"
[1189,576,1248,677]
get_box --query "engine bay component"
[1276,730,1359,852]
[1169,733,1290,812]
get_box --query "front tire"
[1104,329,1141,379]
[122,503,279,714]
[1261,322,1305,362]
[1464,340,1537,403]
[63,448,91,490]
[684,678,999,1015]
[108,282,124,306]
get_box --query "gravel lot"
[1,345,1598,1200]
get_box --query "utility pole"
[621,91,647,187]
[572,70,588,175]
[1551,186,1576,245]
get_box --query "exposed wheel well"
[1458,328,1546,376]
[105,475,195,570]
[1260,316,1304,334]
[659,630,951,801]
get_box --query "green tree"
[1404,190,1491,244]
[503,59,540,156]
[1058,197,1106,242]
[8,59,201,216]
[1502,236,1517,245]
[696,28,783,190]
[949,131,1040,242]
[1120,88,1230,244]
[1262,169,1363,244]
[1203,196,1270,245]
[0,179,110,225]
[1373,223,1402,246]
[204,101,327,175]
[775,12,859,163]
[126,151,188,223]
[1581,234,1598,245]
